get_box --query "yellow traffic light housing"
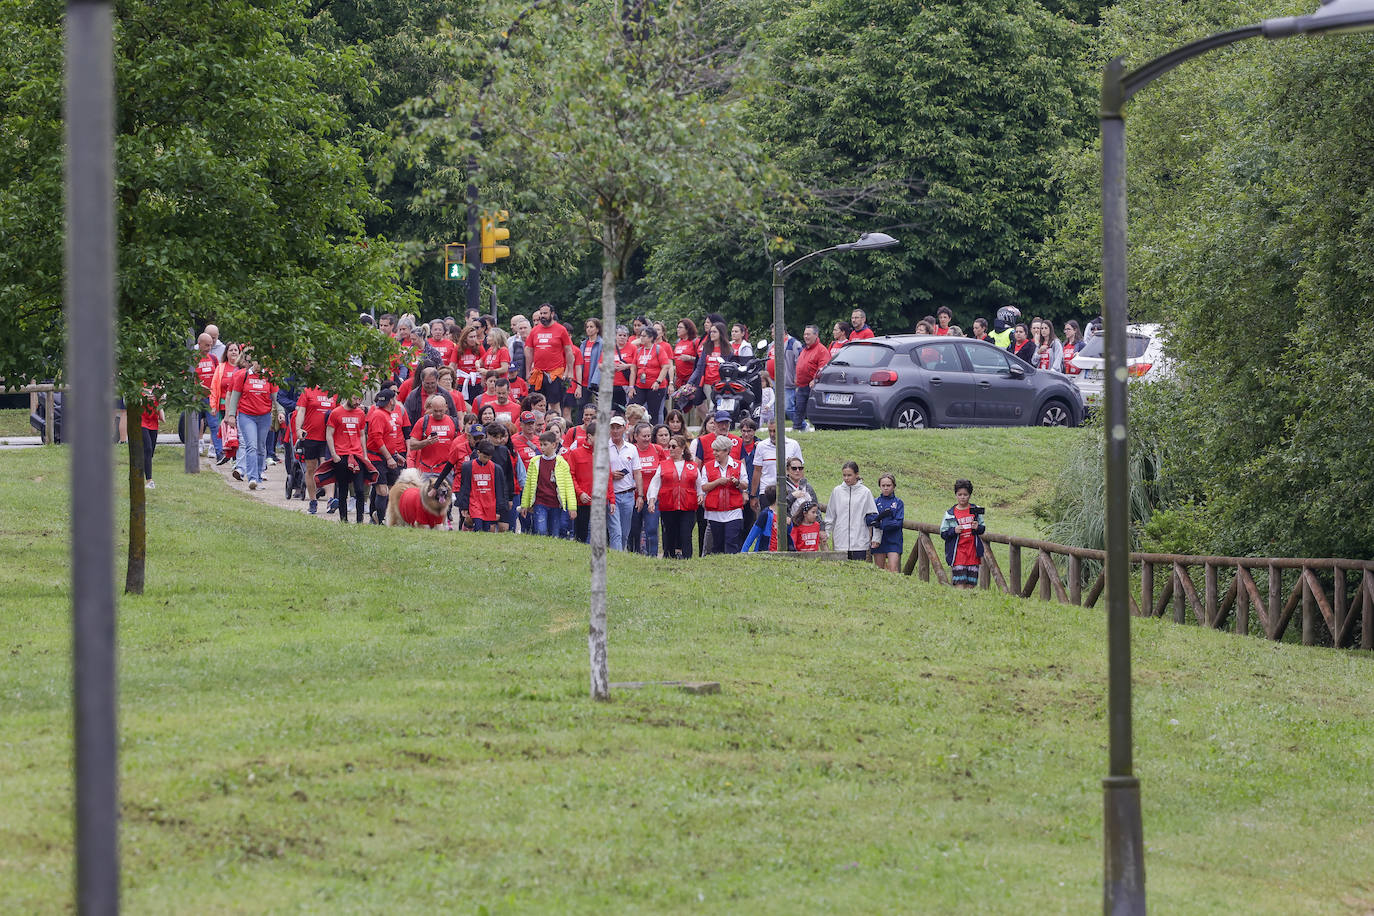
[444,242,466,280]
[480,209,511,264]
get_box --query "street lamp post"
[770,232,897,550]
[1099,2,1374,912]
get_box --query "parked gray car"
[806,335,1085,429]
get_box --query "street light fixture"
[770,231,898,550]
[1099,2,1374,912]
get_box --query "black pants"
[707,518,743,554]
[575,504,591,543]
[335,464,367,523]
[695,505,706,556]
[660,509,695,558]
[795,385,812,429]
[536,375,566,409]
[632,387,665,424]
[141,427,156,480]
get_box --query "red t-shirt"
[230,370,277,415]
[383,403,410,454]
[410,414,457,472]
[791,521,822,551]
[365,408,394,459]
[456,346,484,376]
[614,343,635,386]
[849,326,875,340]
[673,338,699,383]
[194,353,218,394]
[634,342,668,389]
[463,458,501,521]
[140,401,160,431]
[934,327,951,336]
[528,322,574,372]
[953,505,980,566]
[298,387,337,441]
[327,406,367,456]
[428,337,458,366]
[397,485,445,528]
[700,349,726,387]
[1063,341,1081,375]
[635,443,667,484]
[487,398,520,427]
[829,340,847,356]
[511,433,540,469]
[480,347,509,371]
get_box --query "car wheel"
[890,400,928,429]
[1037,399,1072,427]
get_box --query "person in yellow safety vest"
[990,305,1020,350]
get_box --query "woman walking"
[825,460,878,561]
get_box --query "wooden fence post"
[1269,565,1281,639]
[1364,570,1374,651]
[1141,561,1153,622]
[1173,566,1186,624]
[1069,555,1082,606]
[1204,563,1218,628]
[1009,545,1021,596]
[1235,565,1248,636]
[1301,570,1315,646]
[917,538,930,582]
[1334,567,1347,647]
[1038,550,1052,602]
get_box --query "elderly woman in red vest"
[646,434,699,559]
[697,434,748,554]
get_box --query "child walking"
[866,473,905,572]
[940,478,985,588]
[790,499,823,551]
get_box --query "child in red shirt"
[790,500,822,551]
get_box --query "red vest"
[465,458,499,521]
[656,460,700,512]
[702,457,745,512]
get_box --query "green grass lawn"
[0,407,36,437]
[3,443,1373,913]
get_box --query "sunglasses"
[788,464,804,470]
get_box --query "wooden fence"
[0,383,62,444]
[899,521,1373,650]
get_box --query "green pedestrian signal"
[444,243,466,281]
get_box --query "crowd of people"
[175,303,1013,569]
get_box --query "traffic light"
[444,243,466,280]
[480,209,511,264]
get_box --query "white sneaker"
[145,479,155,489]
[248,480,258,490]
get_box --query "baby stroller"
[283,422,307,500]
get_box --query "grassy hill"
[3,442,1373,913]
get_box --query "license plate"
[716,398,737,411]
[824,393,853,405]
[1084,369,1101,380]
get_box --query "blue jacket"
[865,494,904,535]
[940,504,986,566]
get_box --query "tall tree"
[405,0,775,697]
[0,0,410,591]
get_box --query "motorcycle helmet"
[996,306,1021,325]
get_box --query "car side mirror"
[1006,363,1025,379]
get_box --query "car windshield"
[828,343,892,368]
[1074,334,1150,360]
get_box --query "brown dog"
[386,469,450,528]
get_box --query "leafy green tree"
[405,0,774,697]
[1041,0,1374,563]
[0,0,411,591]
[646,0,1095,335]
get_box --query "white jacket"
[826,480,878,551]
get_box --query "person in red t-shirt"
[562,420,600,543]
[671,319,700,410]
[223,350,278,489]
[628,420,667,555]
[456,440,509,531]
[481,377,520,427]
[326,396,370,524]
[294,386,338,513]
[940,478,986,589]
[407,395,458,476]
[631,327,671,424]
[829,321,851,356]
[934,306,953,336]
[192,333,224,462]
[849,308,875,340]
[789,500,823,551]
[454,322,486,400]
[793,324,831,432]
[364,387,405,523]
[139,389,163,488]
[526,303,576,408]
[425,319,458,367]
[481,328,512,376]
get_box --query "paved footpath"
[205,451,359,523]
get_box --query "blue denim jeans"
[612,489,636,551]
[199,398,223,459]
[236,411,270,484]
[634,504,659,556]
[531,503,561,537]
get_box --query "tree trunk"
[124,429,146,595]
[588,218,623,701]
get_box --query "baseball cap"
[519,410,536,423]
[714,410,731,422]
[609,415,626,426]
[374,388,395,405]
[468,424,486,437]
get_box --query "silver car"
[807,335,1085,429]
[1065,322,1174,403]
